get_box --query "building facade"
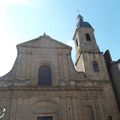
[0,15,120,120]
[104,50,120,111]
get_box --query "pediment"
[17,34,72,49]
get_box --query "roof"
[111,59,120,64]
[76,14,93,29]
[77,21,92,28]
[17,33,72,50]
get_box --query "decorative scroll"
[0,107,6,118]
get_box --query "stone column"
[10,98,17,120]
[15,97,23,120]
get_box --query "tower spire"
[76,14,92,29]
[76,14,83,28]
[77,14,83,22]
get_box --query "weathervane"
[76,9,83,21]
[76,10,83,28]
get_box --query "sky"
[0,0,120,76]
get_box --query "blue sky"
[0,0,120,76]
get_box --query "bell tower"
[73,14,109,80]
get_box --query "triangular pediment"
[17,34,72,49]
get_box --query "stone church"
[0,15,120,120]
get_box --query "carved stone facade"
[0,15,120,120]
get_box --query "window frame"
[92,61,99,72]
[85,33,91,41]
[38,65,52,86]
[75,38,78,47]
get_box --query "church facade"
[0,15,120,120]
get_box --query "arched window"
[93,61,99,72]
[76,38,78,46]
[86,33,91,41]
[38,65,52,86]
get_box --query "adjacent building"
[104,50,120,111]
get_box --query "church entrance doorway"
[37,116,53,120]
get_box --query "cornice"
[0,86,103,91]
